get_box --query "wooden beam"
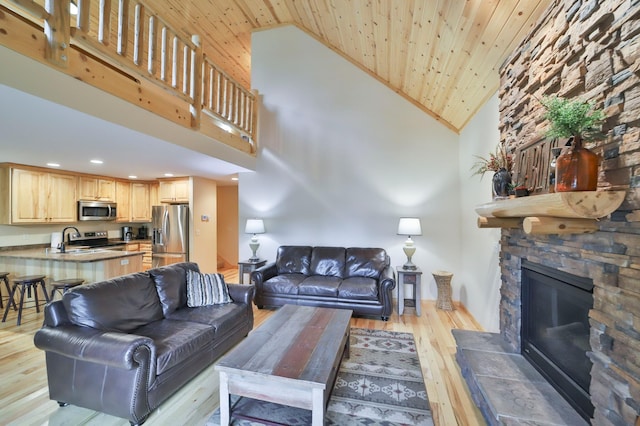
[475,191,626,219]
[44,0,70,67]
[477,217,522,229]
[523,217,599,235]
[8,0,48,19]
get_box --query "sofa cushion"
[132,319,215,375]
[310,247,346,277]
[186,271,231,307]
[167,303,249,331]
[276,246,312,275]
[338,277,378,300]
[263,274,306,294]
[298,276,342,296]
[345,248,388,279]
[149,262,200,316]
[63,272,164,332]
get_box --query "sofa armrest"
[377,265,396,319]
[43,300,72,327]
[227,283,255,305]
[251,262,277,286]
[34,326,156,374]
[380,265,396,291]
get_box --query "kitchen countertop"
[0,248,144,263]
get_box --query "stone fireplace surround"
[457,0,640,425]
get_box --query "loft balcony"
[0,0,257,155]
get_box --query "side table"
[238,259,267,284]
[432,270,454,311]
[396,266,422,316]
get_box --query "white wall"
[458,94,502,331]
[243,26,461,301]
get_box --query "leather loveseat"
[33,262,254,425]
[251,246,395,320]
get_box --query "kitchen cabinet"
[150,182,159,208]
[124,242,139,251]
[139,241,152,270]
[159,178,189,203]
[115,180,131,222]
[131,183,151,221]
[79,176,115,201]
[115,181,151,222]
[4,168,77,224]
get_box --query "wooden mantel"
[475,191,626,235]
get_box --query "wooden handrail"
[3,0,257,150]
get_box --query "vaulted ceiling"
[150,0,552,132]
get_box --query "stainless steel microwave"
[77,200,117,221]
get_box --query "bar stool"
[2,275,49,326]
[0,272,17,311]
[50,278,85,300]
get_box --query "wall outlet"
[121,259,129,265]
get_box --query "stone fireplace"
[457,0,640,425]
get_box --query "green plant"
[540,96,605,141]
[471,143,513,179]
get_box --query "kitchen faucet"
[59,226,80,253]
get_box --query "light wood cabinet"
[7,168,77,224]
[124,242,139,251]
[115,181,151,222]
[139,241,153,270]
[131,183,151,222]
[79,176,115,201]
[115,181,131,222]
[159,178,189,203]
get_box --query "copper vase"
[554,136,599,192]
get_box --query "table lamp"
[397,217,422,270]
[245,219,265,262]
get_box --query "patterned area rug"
[207,328,433,426]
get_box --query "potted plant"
[471,143,513,199]
[540,96,605,192]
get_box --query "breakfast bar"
[0,248,144,284]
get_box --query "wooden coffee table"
[215,304,352,426]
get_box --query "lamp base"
[402,243,417,270]
[249,239,260,262]
[402,261,417,270]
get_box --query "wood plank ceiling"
[143,1,552,132]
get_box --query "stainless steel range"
[68,230,124,249]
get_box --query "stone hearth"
[453,329,587,425]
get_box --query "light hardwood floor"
[0,268,486,425]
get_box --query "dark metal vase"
[492,168,512,199]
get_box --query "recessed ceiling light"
[164,173,174,177]
[90,159,103,164]
[128,175,138,179]
[46,162,60,167]
[231,177,238,181]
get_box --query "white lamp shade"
[397,217,422,236]
[245,219,265,234]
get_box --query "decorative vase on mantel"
[554,135,599,192]
[492,167,512,199]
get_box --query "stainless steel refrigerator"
[152,205,189,268]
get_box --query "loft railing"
[2,0,257,150]
[202,55,256,139]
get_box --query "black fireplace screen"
[521,260,594,420]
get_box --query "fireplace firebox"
[521,260,594,421]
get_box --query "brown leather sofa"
[34,262,254,425]
[251,246,395,320]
